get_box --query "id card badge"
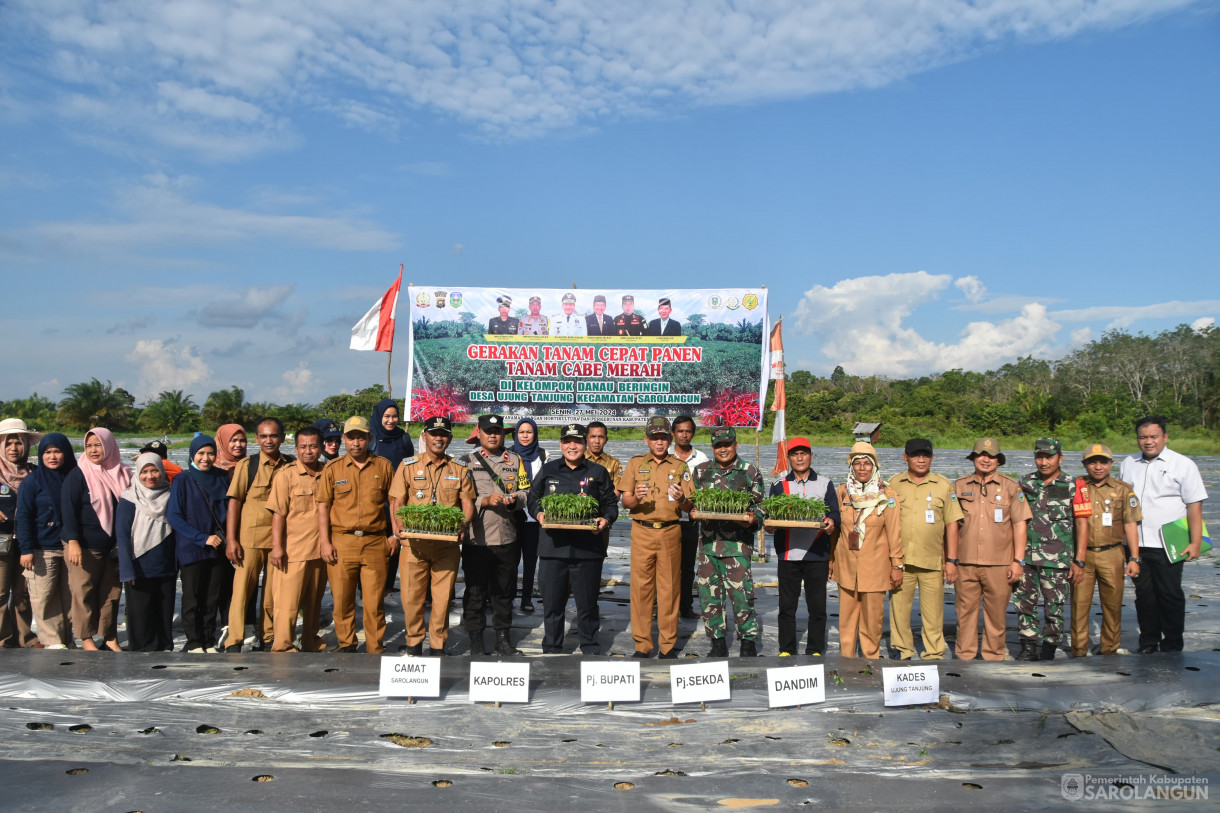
[1102,512,1113,527]
[848,530,862,551]
[994,508,1004,523]
[925,509,936,524]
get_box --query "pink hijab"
[214,424,246,472]
[80,428,132,536]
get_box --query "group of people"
[488,294,682,337]
[0,410,1207,659]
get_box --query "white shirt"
[670,445,709,521]
[550,312,587,336]
[1119,447,1208,550]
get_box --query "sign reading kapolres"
[405,287,769,427]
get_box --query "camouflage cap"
[423,415,453,435]
[711,427,737,445]
[644,415,671,437]
[1033,437,1062,456]
[1082,443,1113,462]
[343,416,371,435]
[967,437,1006,466]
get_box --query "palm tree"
[140,390,201,433]
[201,386,250,429]
[57,379,136,430]
[0,393,58,431]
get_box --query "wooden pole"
[386,348,393,400]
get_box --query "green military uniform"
[1016,464,1077,648]
[488,315,520,334]
[691,453,765,643]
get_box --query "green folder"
[1160,517,1212,564]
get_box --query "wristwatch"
[1073,559,1086,568]
[946,557,959,565]
[1014,558,1027,567]
[1127,556,1142,565]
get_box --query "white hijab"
[120,452,173,559]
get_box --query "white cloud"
[1050,300,1220,329]
[1192,317,1215,333]
[274,361,315,400]
[791,271,1060,375]
[10,0,1201,149]
[954,275,986,303]
[126,339,212,398]
[198,285,294,328]
[1070,327,1093,347]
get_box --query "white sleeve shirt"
[550,312,588,336]
[1119,447,1208,550]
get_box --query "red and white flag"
[350,267,402,352]
[768,319,787,476]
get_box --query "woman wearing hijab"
[0,418,42,648]
[117,452,177,651]
[213,424,248,479]
[370,398,413,592]
[511,418,546,613]
[831,441,903,659]
[168,435,233,653]
[61,428,129,651]
[15,434,76,648]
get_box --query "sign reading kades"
[670,661,731,704]
[469,661,531,704]
[766,664,825,708]
[379,656,441,698]
[882,665,939,707]
[581,661,641,703]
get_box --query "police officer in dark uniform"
[487,296,520,335]
[614,294,645,336]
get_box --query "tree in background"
[201,386,250,429]
[248,402,320,434]
[140,390,201,433]
[0,393,58,431]
[317,384,389,424]
[57,379,136,431]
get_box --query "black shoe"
[658,649,678,660]
[427,647,449,657]
[1138,645,1159,654]
[632,650,652,659]
[739,640,758,658]
[494,632,523,657]
[1016,641,1040,661]
[708,637,728,658]
[332,644,358,653]
[520,601,535,613]
[1039,643,1057,661]
[224,644,242,653]
[467,629,489,656]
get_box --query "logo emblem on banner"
[415,290,431,308]
[450,292,463,308]
[725,296,740,310]
[743,293,759,310]
[707,295,722,310]
[434,291,448,308]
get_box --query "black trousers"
[125,576,176,651]
[1133,546,1186,651]
[777,559,830,655]
[518,522,540,601]
[539,557,604,653]
[679,520,699,614]
[180,558,233,651]
[462,542,521,633]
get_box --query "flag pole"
[386,348,393,400]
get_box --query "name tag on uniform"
[994,508,1004,523]
[1102,512,1113,527]
[925,509,936,524]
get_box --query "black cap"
[560,423,587,441]
[313,418,342,440]
[478,414,505,432]
[140,441,169,459]
[423,415,453,435]
[904,438,933,455]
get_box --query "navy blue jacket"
[116,499,177,581]
[60,467,117,552]
[16,473,63,554]
[167,470,227,567]
[528,458,618,560]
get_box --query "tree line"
[2,323,1216,439]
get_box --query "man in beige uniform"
[584,420,622,552]
[1070,443,1142,656]
[316,416,394,653]
[951,438,1031,660]
[889,438,963,660]
[389,415,476,656]
[223,417,291,652]
[267,426,327,653]
[619,416,695,658]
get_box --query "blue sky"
[1,1,1217,405]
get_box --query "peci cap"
[139,440,170,459]
[711,427,737,445]
[786,436,811,454]
[343,416,372,435]
[904,438,934,456]
[967,437,1006,466]
[496,295,512,307]
[1034,437,1062,456]
[1082,443,1113,463]
[593,295,606,304]
[561,292,576,304]
[477,414,505,432]
[560,423,587,441]
[622,294,634,304]
[658,297,671,308]
[423,415,453,435]
[644,415,671,437]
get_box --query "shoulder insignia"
[402,456,418,465]
[949,493,957,501]
[887,497,896,507]
[1018,494,1026,502]
[1129,496,1138,508]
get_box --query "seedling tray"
[764,518,828,530]
[398,530,461,542]
[690,510,753,522]
[541,520,600,532]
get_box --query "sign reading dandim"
[405,287,769,426]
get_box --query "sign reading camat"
[670,661,731,704]
[882,665,939,707]
[469,661,531,704]
[766,664,825,708]
[581,661,641,703]
[379,656,441,698]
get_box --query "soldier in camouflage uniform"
[686,427,765,657]
[1015,438,1089,661]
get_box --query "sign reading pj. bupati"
[405,286,769,427]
